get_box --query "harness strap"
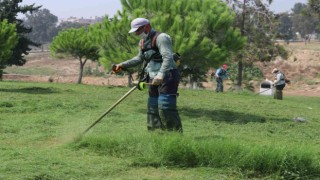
[151,32,160,48]
[139,39,144,50]
[140,31,161,51]
[279,72,285,80]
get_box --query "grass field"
[0,81,319,179]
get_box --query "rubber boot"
[158,95,183,132]
[274,90,283,100]
[216,78,224,92]
[278,90,283,100]
[147,97,162,131]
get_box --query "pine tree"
[0,0,41,68]
[94,0,245,87]
[0,19,18,79]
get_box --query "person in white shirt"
[272,68,286,100]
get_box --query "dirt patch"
[255,41,320,97]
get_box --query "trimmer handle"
[111,64,123,74]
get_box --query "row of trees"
[0,0,98,81]
[19,1,320,48]
[309,0,320,18]
[51,0,247,85]
[277,2,320,42]
[23,8,92,46]
[1,0,320,88]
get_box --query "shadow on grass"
[0,87,59,94]
[180,107,290,124]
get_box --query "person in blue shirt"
[113,18,182,132]
[215,64,228,92]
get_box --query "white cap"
[272,68,278,73]
[128,18,150,33]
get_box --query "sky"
[20,0,123,19]
[269,0,308,13]
[20,0,308,19]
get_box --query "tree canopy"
[0,19,18,79]
[50,28,100,84]
[309,0,320,18]
[0,20,17,60]
[291,3,318,38]
[93,0,246,85]
[277,13,294,42]
[24,8,58,44]
[308,0,320,35]
[276,2,319,41]
[0,0,41,67]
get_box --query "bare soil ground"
[3,42,320,97]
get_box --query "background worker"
[215,64,228,92]
[113,18,182,132]
[272,68,286,100]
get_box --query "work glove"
[152,75,163,85]
[152,77,163,85]
[175,59,181,67]
[112,64,124,73]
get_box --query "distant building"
[60,16,104,25]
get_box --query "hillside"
[3,41,320,96]
[260,41,320,96]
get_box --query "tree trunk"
[78,63,84,84]
[77,58,87,84]
[236,59,243,90]
[235,0,246,90]
[0,69,3,81]
[188,75,198,89]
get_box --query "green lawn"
[0,81,319,179]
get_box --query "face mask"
[138,26,148,39]
[139,32,148,39]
